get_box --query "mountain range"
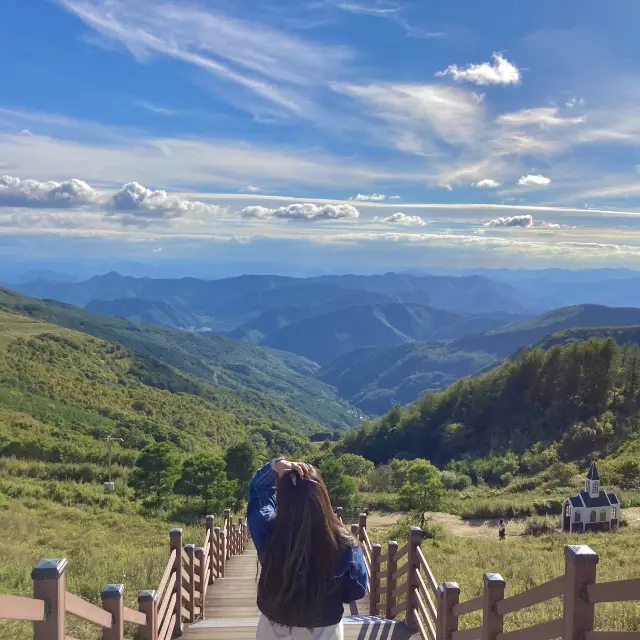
[10,271,640,415]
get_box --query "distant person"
[247,458,368,640]
[498,519,506,540]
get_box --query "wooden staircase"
[183,541,418,639]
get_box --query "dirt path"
[367,511,525,539]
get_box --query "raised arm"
[247,458,310,554]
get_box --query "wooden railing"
[345,511,640,640]
[0,509,248,640]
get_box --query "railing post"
[220,530,227,577]
[350,523,359,539]
[169,528,183,637]
[102,584,124,640]
[214,527,222,578]
[137,590,158,640]
[336,507,343,523]
[206,515,215,584]
[231,523,237,556]
[563,545,598,640]
[224,509,231,559]
[359,513,367,543]
[370,544,381,616]
[196,547,206,616]
[436,582,460,640]
[32,558,67,640]
[406,527,423,631]
[482,573,505,640]
[238,517,245,553]
[185,544,196,623]
[385,541,399,619]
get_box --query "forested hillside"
[319,342,495,414]
[0,287,360,432]
[344,337,640,470]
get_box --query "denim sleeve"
[246,459,278,554]
[338,544,368,603]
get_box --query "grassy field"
[366,519,640,632]
[0,495,210,640]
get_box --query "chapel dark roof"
[579,490,611,508]
[607,493,620,505]
[569,496,583,508]
[587,461,600,481]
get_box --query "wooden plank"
[157,550,176,600]
[393,582,409,599]
[396,543,409,561]
[452,626,482,640]
[586,633,640,640]
[587,579,640,604]
[416,590,436,640]
[160,612,176,640]
[123,605,147,626]
[496,618,563,640]
[157,573,176,625]
[416,572,436,620]
[453,595,483,616]
[497,577,563,616]
[417,548,438,594]
[65,591,113,628]
[391,600,408,618]
[0,594,46,621]
[394,563,410,581]
[158,592,176,633]
[414,608,430,640]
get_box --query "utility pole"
[101,436,124,492]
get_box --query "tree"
[320,458,357,510]
[224,441,261,500]
[131,442,182,508]
[176,454,237,515]
[398,459,444,527]
[338,453,374,478]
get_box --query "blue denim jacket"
[247,460,368,627]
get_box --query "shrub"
[523,516,559,536]
[439,470,472,491]
[338,454,374,478]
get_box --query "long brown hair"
[257,466,355,627]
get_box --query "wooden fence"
[0,509,248,640]
[346,510,640,640]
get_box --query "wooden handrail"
[157,550,176,601]
[416,589,436,640]
[0,594,46,621]
[158,592,176,636]
[414,608,432,640]
[587,578,640,604]
[417,547,438,594]
[496,576,563,616]
[416,571,437,620]
[452,594,483,616]
[392,581,409,599]
[395,542,409,560]
[586,633,640,640]
[65,592,112,628]
[123,606,147,626]
[160,613,176,640]
[393,562,409,581]
[157,572,176,623]
[452,626,482,640]
[496,618,563,640]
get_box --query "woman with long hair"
[247,458,368,640]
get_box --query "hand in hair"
[271,459,309,485]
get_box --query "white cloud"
[0,175,100,208]
[108,182,223,220]
[239,203,359,221]
[240,186,261,193]
[497,107,584,127]
[376,212,427,226]
[435,53,521,86]
[350,193,386,201]
[473,179,501,188]
[485,214,534,228]
[518,174,551,186]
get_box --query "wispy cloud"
[59,0,352,117]
[349,193,387,201]
[497,107,584,127]
[375,212,427,226]
[473,179,501,188]
[436,53,521,86]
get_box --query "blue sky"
[2,0,640,270]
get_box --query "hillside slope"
[86,298,202,329]
[345,336,640,466]
[0,287,361,432]
[263,303,509,365]
[319,342,495,414]
[452,304,640,357]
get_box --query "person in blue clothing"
[247,457,368,640]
